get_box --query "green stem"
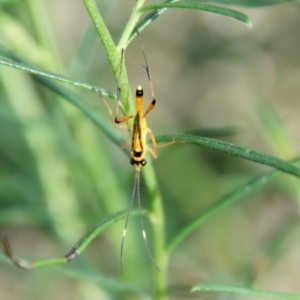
[82,0,134,116]
[118,0,146,49]
[82,0,116,66]
[83,2,168,297]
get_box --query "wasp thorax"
[130,158,147,166]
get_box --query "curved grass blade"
[1,210,140,269]
[0,243,149,297]
[1,232,66,269]
[191,284,300,299]
[140,2,252,27]
[198,0,296,7]
[188,125,244,138]
[0,56,115,99]
[167,156,300,252]
[0,46,126,149]
[65,210,141,259]
[155,134,300,179]
[129,0,177,44]
[34,74,125,150]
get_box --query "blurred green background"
[1,0,300,299]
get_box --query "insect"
[106,33,160,273]
[0,33,163,274]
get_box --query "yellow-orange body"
[115,85,156,169]
[114,36,160,272]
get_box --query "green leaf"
[188,125,243,138]
[68,210,134,255]
[34,75,125,150]
[0,47,125,149]
[1,247,148,296]
[192,284,300,299]
[0,55,115,99]
[129,0,177,43]
[140,2,252,27]
[168,156,300,251]
[2,210,140,269]
[155,134,300,179]
[197,0,296,7]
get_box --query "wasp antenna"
[136,169,161,272]
[105,32,160,272]
[120,168,138,274]
[136,31,155,102]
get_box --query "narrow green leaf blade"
[188,125,243,138]
[34,75,124,149]
[168,156,300,251]
[2,210,140,269]
[68,210,132,255]
[140,2,251,27]
[0,56,115,99]
[0,47,123,148]
[197,0,296,7]
[41,210,140,266]
[155,134,300,178]
[129,0,177,43]
[192,284,300,299]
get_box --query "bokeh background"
[1,0,300,299]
